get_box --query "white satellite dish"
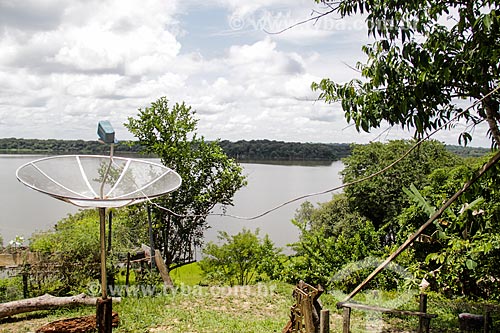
[16,155,182,208]
[16,153,181,332]
[15,121,181,332]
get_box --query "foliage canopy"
[286,196,382,289]
[399,154,500,299]
[312,0,500,146]
[289,140,500,300]
[341,140,461,241]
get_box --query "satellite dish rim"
[16,154,182,208]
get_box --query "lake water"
[0,155,344,250]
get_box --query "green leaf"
[403,183,436,217]
[465,259,477,270]
[483,14,492,31]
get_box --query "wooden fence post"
[484,309,491,333]
[301,293,315,332]
[96,297,113,333]
[320,309,330,333]
[125,252,130,288]
[418,293,429,333]
[342,307,351,333]
[22,267,29,299]
[154,249,174,288]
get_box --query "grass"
[115,284,291,333]
[0,285,456,333]
[0,282,293,333]
[0,265,498,332]
[170,262,204,286]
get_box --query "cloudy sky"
[0,0,491,146]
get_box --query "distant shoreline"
[0,137,492,160]
[0,138,351,162]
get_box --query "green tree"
[311,0,500,146]
[342,140,460,243]
[299,194,371,239]
[124,97,247,281]
[399,154,500,299]
[285,197,382,289]
[200,229,282,286]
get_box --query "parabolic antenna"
[16,155,182,208]
[15,121,181,332]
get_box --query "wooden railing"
[337,293,437,333]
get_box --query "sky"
[0,0,492,146]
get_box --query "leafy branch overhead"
[310,0,500,147]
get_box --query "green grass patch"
[1,282,498,332]
[0,282,293,333]
[170,262,203,286]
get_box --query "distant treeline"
[218,140,351,161]
[0,137,491,161]
[0,138,350,161]
[0,138,142,155]
[443,144,493,158]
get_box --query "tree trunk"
[0,293,121,319]
[483,97,500,147]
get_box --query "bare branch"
[342,123,356,130]
[264,6,339,35]
[342,61,362,74]
[372,126,394,142]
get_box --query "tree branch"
[264,6,339,35]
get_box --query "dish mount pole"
[96,206,112,332]
[96,120,116,333]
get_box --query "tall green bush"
[29,209,141,295]
[200,229,282,286]
[342,140,461,243]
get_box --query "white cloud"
[226,38,305,79]
[53,0,181,75]
[178,37,352,142]
[0,0,492,147]
[53,25,180,75]
[2,0,363,143]
[1,0,181,73]
[0,0,66,31]
[209,0,295,17]
[0,0,188,139]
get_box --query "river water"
[0,155,344,249]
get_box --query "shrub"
[200,229,283,286]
